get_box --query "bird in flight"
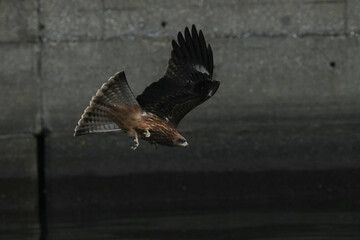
[74,25,220,149]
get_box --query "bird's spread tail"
[74,71,139,136]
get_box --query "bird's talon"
[144,130,150,138]
[131,142,139,150]
[131,134,139,150]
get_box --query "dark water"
[3,210,360,240]
[3,170,360,239]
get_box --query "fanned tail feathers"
[74,71,138,136]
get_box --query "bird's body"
[109,103,184,148]
[74,25,220,149]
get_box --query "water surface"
[5,210,360,240]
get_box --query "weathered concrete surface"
[0,0,38,42]
[40,0,103,41]
[0,26,39,239]
[42,39,169,132]
[42,36,360,133]
[0,0,40,235]
[0,43,40,135]
[103,0,345,38]
[348,0,360,34]
[41,0,345,41]
[0,136,38,179]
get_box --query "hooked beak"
[181,141,189,147]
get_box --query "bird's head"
[173,136,188,147]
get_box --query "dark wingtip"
[172,39,182,58]
[177,31,183,41]
[208,43,213,74]
[170,25,213,76]
[177,30,190,59]
[185,26,190,34]
[191,24,197,33]
[171,39,178,47]
[184,27,192,43]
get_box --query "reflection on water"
[5,210,360,240]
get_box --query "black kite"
[74,25,220,149]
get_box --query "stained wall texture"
[1,0,360,238]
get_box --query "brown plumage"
[74,25,220,149]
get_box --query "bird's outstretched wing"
[136,25,220,127]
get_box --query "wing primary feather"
[191,25,202,64]
[184,27,196,60]
[177,32,190,60]
[208,44,213,75]
[171,40,182,58]
[198,30,208,70]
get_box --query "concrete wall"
[1,0,360,236]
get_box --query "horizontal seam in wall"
[1,32,360,45]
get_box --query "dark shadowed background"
[1,0,360,239]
